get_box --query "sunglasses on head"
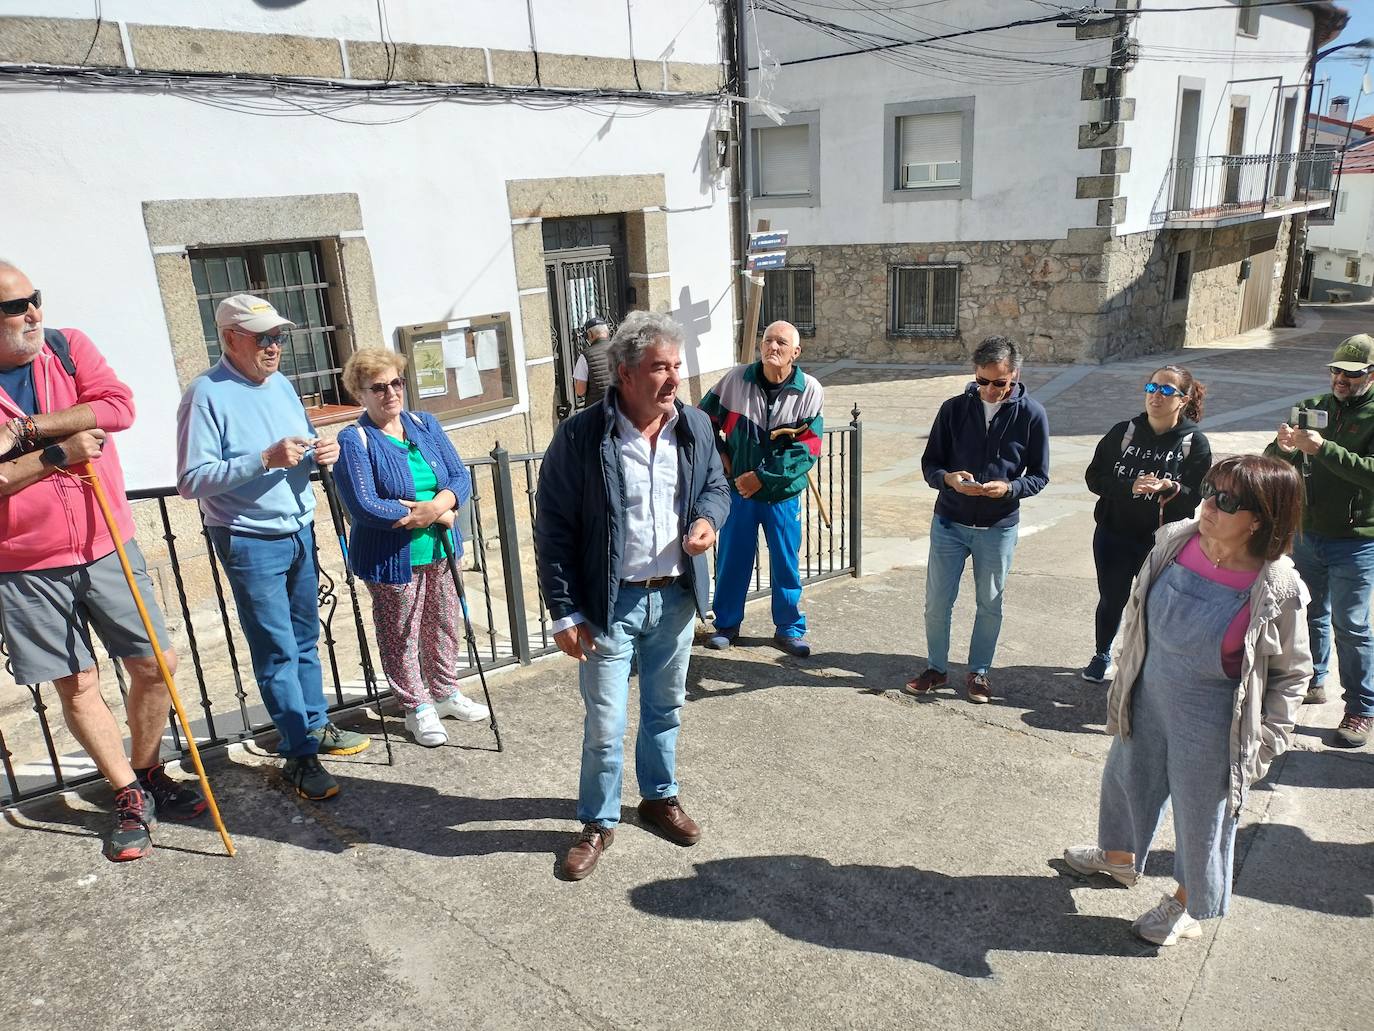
[1200,480,1247,515]
[975,375,1012,388]
[1144,382,1186,397]
[1329,366,1372,380]
[0,290,40,317]
[367,377,405,397]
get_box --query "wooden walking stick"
[78,461,235,857]
[768,426,831,528]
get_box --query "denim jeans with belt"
[923,516,1019,675]
[209,524,328,757]
[577,581,696,828]
[1291,531,1374,716]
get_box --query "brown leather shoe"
[966,671,992,704]
[902,667,948,696]
[637,796,701,846]
[562,823,614,880]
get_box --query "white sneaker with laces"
[404,704,448,747]
[434,691,490,723]
[1132,894,1202,946]
[1063,845,1140,887]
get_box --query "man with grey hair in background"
[535,310,730,881]
[903,336,1050,705]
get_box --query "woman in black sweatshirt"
[1081,365,1213,682]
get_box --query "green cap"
[1331,334,1374,372]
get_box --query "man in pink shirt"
[0,262,205,862]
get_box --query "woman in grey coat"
[1064,455,1311,946]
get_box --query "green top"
[1263,389,1374,539]
[386,433,444,565]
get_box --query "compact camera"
[1289,406,1329,431]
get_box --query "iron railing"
[1151,150,1337,226]
[0,412,861,806]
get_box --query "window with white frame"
[758,266,815,336]
[889,264,960,337]
[1237,0,1259,37]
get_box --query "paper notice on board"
[474,329,501,370]
[455,360,483,399]
[441,329,469,368]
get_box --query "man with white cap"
[177,293,367,801]
[1267,333,1374,749]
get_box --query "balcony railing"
[1151,150,1338,228]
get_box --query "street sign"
[748,230,789,251]
[746,250,787,271]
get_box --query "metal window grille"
[758,266,816,336]
[190,242,345,407]
[888,264,960,337]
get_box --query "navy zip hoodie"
[921,381,1051,528]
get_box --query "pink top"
[1176,536,1259,679]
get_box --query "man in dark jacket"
[1266,333,1374,748]
[535,311,730,881]
[903,336,1050,704]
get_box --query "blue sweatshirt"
[921,382,1051,528]
[175,358,318,535]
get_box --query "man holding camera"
[1266,334,1374,748]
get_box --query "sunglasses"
[367,377,405,397]
[1200,480,1248,515]
[975,375,1012,388]
[1144,382,1186,397]
[233,327,287,350]
[1329,366,1372,380]
[0,290,40,317]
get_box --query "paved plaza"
[1,306,1371,1031]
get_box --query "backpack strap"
[1119,420,1135,453]
[43,329,76,377]
[1180,431,1193,460]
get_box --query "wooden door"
[1240,237,1278,332]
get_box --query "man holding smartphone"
[904,336,1050,704]
[1265,334,1374,748]
[177,294,367,801]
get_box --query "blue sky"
[1320,4,1374,117]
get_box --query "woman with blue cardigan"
[334,348,488,747]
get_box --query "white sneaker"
[434,691,489,723]
[404,704,448,747]
[1063,845,1140,887]
[1132,893,1202,946]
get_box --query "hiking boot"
[405,704,448,748]
[308,722,370,756]
[901,668,948,697]
[434,691,489,723]
[1063,845,1139,887]
[283,754,339,801]
[1080,654,1112,684]
[1304,680,1327,705]
[773,634,811,658]
[138,763,206,822]
[104,783,154,863]
[1335,712,1373,747]
[966,671,992,704]
[704,626,738,650]
[1132,894,1202,947]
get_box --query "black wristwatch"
[40,443,68,468]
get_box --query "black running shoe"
[283,754,339,801]
[139,764,207,822]
[104,783,154,863]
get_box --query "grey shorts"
[0,541,172,685]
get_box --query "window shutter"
[900,112,962,167]
[760,124,811,196]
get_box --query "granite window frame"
[750,110,821,208]
[883,97,975,204]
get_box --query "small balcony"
[1151,151,1337,229]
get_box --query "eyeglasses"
[367,377,405,397]
[1144,382,1186,397]
[0,290,40,317]
[1329,366,1372,380]
[233,327,287,350]
[1200,480,1248,515]
[975,375,1012,388]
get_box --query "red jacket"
[0,328,136,572]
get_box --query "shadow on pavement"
[686,648,912,700]
[628,854,1148,978]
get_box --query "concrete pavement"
[1,305,1372,1031]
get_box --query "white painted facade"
[0,0,733,490]
[1308,167,1374,294]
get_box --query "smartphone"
[957,475,982,488]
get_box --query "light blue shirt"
[175,357,318,535]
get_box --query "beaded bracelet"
[10,416,37,446]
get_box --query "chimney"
[1332,96,1351,122]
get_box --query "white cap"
[214,293,294,334]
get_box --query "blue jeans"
[924,516,1018,675]
[1291,531,1374,716]
[711,491,806,637]
[578,582,696,828]
[209,525,328,757]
